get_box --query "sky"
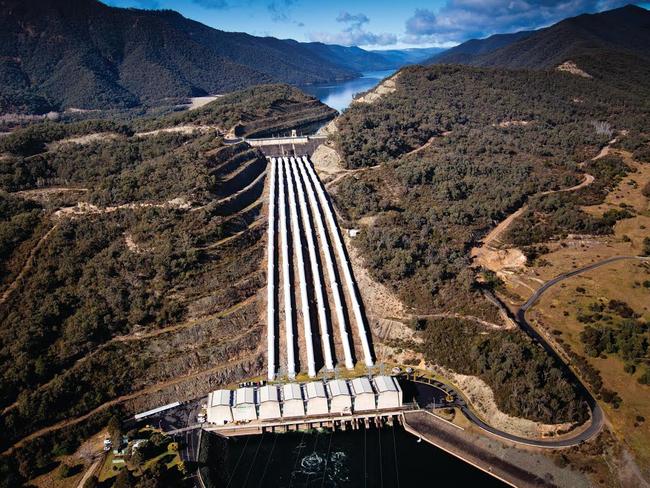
[105,0,649,49]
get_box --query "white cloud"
[309,11,397,47]
[404,0,630,44]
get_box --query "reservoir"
[299,70,396,112]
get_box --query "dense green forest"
[334,63,649,312]
[420,318,587,424]
[506,154,634,246]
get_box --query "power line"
[378,426,384,488]
[288,431,307,488]
[392,423,401,488]
[363,425,367,488]
[242,432,265,488]
[257,434,278,488]
[320,429,334,488]
[225,435,251,488]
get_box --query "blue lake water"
[299,70,396,112]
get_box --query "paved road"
[509,255,648,446]
[519,255,649,313]
[413,255,648,448]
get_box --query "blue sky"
[105,0,649,49]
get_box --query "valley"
[0,2,649,488]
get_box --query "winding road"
[473,255,649,447]
[413,256,647,448]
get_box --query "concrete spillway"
[290,157,334,371]
[296,157,354,370]
[302,156,374,368]
[266,158,277,380]
[285,157,316,378]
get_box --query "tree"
[113,468,135,488]
[83,475,99,488]
[642,237,650,257]
[107,415,123,448]
[58,463,72,479]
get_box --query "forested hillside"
[330,57,650,423]
[0,85,323,485]
[428,5,650,70]
[426,31,533,65]
[0,0,358,114]
[135,84,337,137]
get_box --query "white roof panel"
[259,385,279,403]
[373,376,398,393]
[235,387,255,405]
[327,379,350,397]
[305,381,327,399]
[351,377,374,395]
[210,389,232,407]
[282,383,303,401]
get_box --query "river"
[298,70,396,112]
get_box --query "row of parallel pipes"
[267,155,373,379]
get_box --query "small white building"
[351,377,375,411]
[305,381,329,416]
[282,383,305,418]
[232,387,257,422]
[206,389,233,425]
[373,376,403,409]
[258,385,281,420]
[327,379,352,414]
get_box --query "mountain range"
[426,5,650,69]
[1,1,648,115]
[0,0,437,114]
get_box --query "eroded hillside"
[0,85,334,482]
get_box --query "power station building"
[206,389,233,425]
[373,375,402,409]
[232,387,257,422]
[258,385,282,420]
[282,382,305,417]
[204,375,404,425]
[351,377,376,411]
[327,379,352,414]
[305,381,328,415]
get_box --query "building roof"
[258,385,280,403]
[327,379,350,397]
[351,377,374,395]
[305,381,327,399]
[235,387,255,405]
[373,376,398,393]
[210,389,232,407]
[282,383,303,401]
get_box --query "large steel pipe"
[279,157,296,378]
[285,157,316,378]
[296,157,354,369]
[289,157,334,371]
[266,158,277,380]
[302,156,374,367]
